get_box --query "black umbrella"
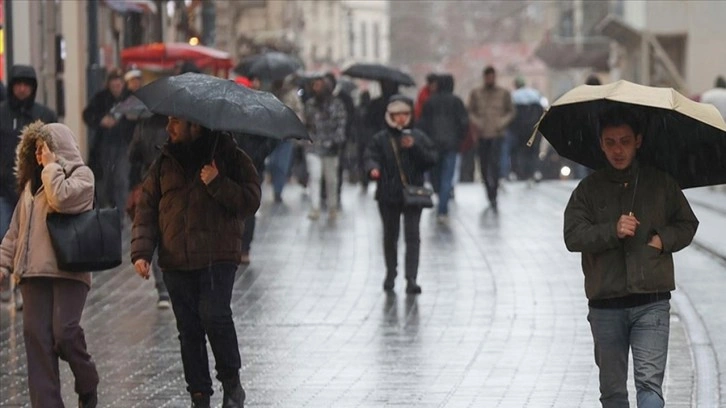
[247,52,303,81]
[233,54,260,77]
[342,63,415,87]
[111,95,153,120]
[534,80,726,189]
[134,73,310,140]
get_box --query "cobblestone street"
[1,181,724,407]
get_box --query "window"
[373,22,380,59]
[360,21,368,58]
[347,11,355,57]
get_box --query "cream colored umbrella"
[532,80,726,188]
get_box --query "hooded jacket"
[0,122,95,287]
[419,74,469,152]
[364,95,438,204]
[0,65,58,203]
[131,131,261,271]
[564,161,698,301]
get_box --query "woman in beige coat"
[0,121,99,407]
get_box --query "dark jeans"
[21,277,99,407]
[164,263,240,396]
[433,151,458,215]
[477,138,503,205]
[268,141,293,196]
[378,202,423,282]
[588,300,670,408]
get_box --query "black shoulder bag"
[46,170,122,272]
[389,136,434,209]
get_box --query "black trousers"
[164,263,240,396]
[477,138,503,205]
[378,201,423,282]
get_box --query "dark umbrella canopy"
[248,52,303,81]
[134,73,309,140]
[342,63,415,87]
[111,95,153,120]
[535,80,726,189]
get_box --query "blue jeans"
[267,141,293,196]
[588,300,670,408]
[0,195,15,240]
[163,263,240,396]
[434,151,457,216]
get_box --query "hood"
[384,94,414,131]
[15,121,85,194]
[436,74,454,94]
[8,65,38,111]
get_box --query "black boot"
[190,392,210,408]
[405,279,422,295]
[78,390,97,408]
[383,274,395,292]
[222,378,246,408]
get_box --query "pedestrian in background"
[0,64,57,309]
[509,76,544,183]
[267,74,303,203]
[303,76,347,220]
[701,75,726,119]
[365,95,437,294]
[82,69,128,209]
[467,66,515,212]
[419,74,468,224]
[131,117,260,408]
[127,113,171,308]
[564,106,698,407]
[1,121,99,408]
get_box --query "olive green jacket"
[564,161,698,300]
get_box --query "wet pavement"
[1,180,725,407]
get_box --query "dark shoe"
[190,392,210,408]
[78,390,97,408]
[405,281,422,295]
[222,378,246,408]
[274,192,282,203]
[383,276,395,292]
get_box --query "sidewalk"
[0,180,720,407]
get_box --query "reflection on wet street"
[0,183,699,407]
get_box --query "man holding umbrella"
[563,105,698,407]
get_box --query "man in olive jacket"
[131,117,261,408]
[564,106,698,408]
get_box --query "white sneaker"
[308,209,320,220]
[436,215,449,225]
[157,298,171,309]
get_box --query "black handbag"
[390,137,434,208]
[46,201,122,273]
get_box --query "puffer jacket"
[131,132,261,271]
[564,161,698,300]
[364,95,438,205]
[0,121,95,287]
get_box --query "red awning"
[120,42,233,75]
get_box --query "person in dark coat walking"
[365,95,437,294]
[82,69,129,209]
[131,117,261,408]
[0,64,57,308]
[419,74,468,223]
[564,106,698,407]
